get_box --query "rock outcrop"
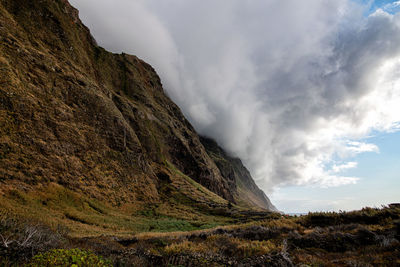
[200,137,277,211]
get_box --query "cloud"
[345,141,379,154]
[70,0,400,192]
[332,162,358,173]
[382,1,400,14]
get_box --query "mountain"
[200,137,277,211]
[0,0,275,235]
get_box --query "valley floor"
[1,205,399,266]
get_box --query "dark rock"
[116,237,139,247]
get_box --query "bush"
[165,234,280,258]
[300,207,400,227]
[27,248,111,267]
[0,214,65,263]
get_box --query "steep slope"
[0,0,275,235]
[200,137,277,211]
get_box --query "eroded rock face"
[0,0,274,209]
[200,137,277,211]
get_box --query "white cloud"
[345,141,379,154]
[382,1,400,14]
[332,162,358,173]
[70,0,400,193]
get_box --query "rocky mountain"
[200,137,277,211]
[0,0,275,235]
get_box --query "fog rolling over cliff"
[0,0,276,238]
[70,0,400,202]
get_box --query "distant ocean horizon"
[286,213,307,216]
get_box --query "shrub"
[164,234,280,258]
[0,214,65,264]
[165,240,208,255]
[27,248,111,267]
[300,207,400,227]
[236,239,279,258]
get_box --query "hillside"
[200,137,277,211]
[0,0,275,236]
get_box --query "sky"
[69,0,400,213]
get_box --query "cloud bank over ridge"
[70,0,400,192]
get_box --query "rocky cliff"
[0,0,275,234]
[200,137,277,211]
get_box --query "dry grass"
[164,234,280,257]
[166,161,228,206]
[0,180,235,238]
[1,205,399,266]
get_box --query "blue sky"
[271,131,400,212]
[360,0,400,14]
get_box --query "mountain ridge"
[200,136,277,211]
[0,0,275,235]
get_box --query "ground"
[1,205,399,266]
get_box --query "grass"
[166,160,229,206]
[0,157,264,240]
[27,248,111,267]
[164,235,280,257]
[150,206,400,265]
[0,171,236,238]
[1,205,399,266]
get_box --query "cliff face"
[200,137,277,211]
[0,0,275,233]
